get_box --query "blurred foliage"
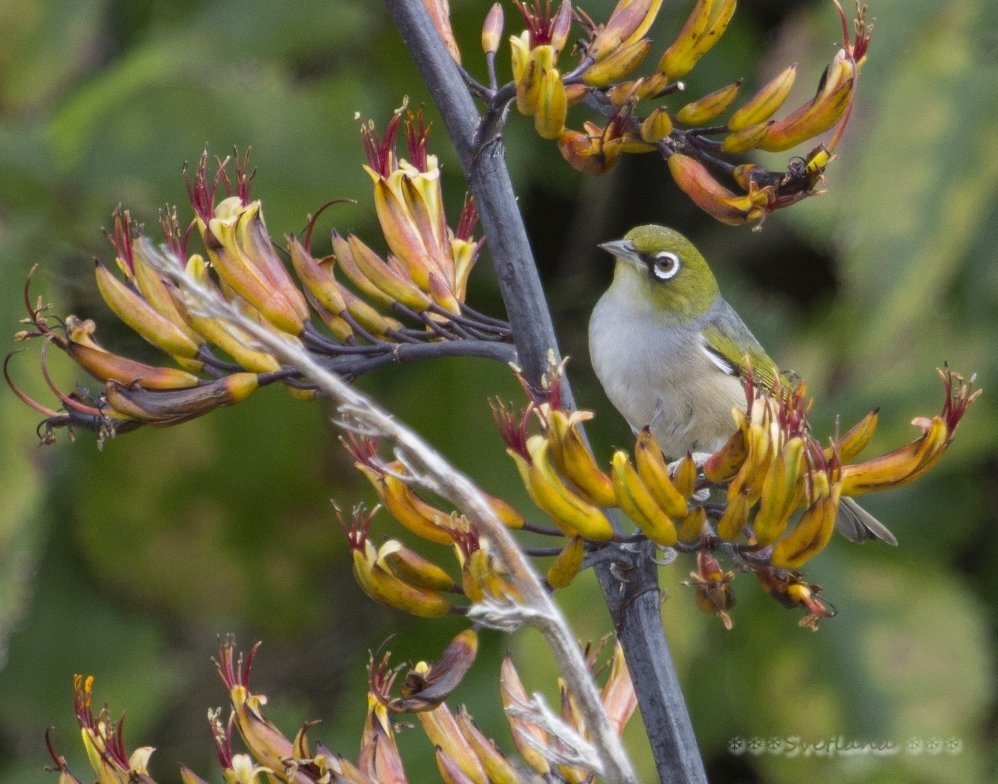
[0,1,994,783]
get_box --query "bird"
[588,224,897,545]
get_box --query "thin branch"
[323,338,516,378]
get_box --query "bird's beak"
[597,239,641,266]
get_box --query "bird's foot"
[667,451,714,470]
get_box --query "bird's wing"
[699,322,781,393]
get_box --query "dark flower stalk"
[383,2,707,782]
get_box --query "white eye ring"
[651,251,680,280]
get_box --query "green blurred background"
[0,1,995,782]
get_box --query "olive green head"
[598,225,719,323]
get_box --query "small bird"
[589,224,896,545]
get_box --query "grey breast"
[590,291,747,457]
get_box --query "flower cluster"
[486,362,978,629]
[497,639,637,780]
[44,674,155,784]
[47,635,635,784]
[335,358,977,630]
[341,435,540,620]
[7,116,512,445]
[434,0,872,225]
[361,107,481,312]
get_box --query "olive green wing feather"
[699,302,782,392]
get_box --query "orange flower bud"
[659,0,736,79]
[720,120,774,153]
[351,540,454,617]
[104,373,259,424]
[175,263,282,372]
[548,0,574,56]
[667,153,769,225]
[288,234,349,313]
[753,436,806,545]
[557,128,620,175]
[348,234,434,311]
[671,452,699,499]
[547,409,616,507]
[564,82,589,106]
[510,435,615,540]
[203,199,308,335]
[611,450,677,547]
[634,427,689,517]
[716,488,750,541]
[770,484,841,569]
[456,709,523,784]
[728,65,797,131]
[546,536,586,589]
[757,77,854,152]
[640,107,674,143]
[418,704,488,784]
[588,0,663,61]
[129,236,203,346]
[677,505,707,543]
[379,539,458,593]
[66,340,200,390]
[424,0,461,63]
[583,38,652,87]
[703,420,748,482]
[675,80,741,125]
[824,408,879,463]
[534,67,568,140]
[94,262,202,360]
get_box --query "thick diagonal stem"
[383,3,707,782]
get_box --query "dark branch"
[383,3,708,782]
[30,338,517,440]
[323,339,517,378]
[384,3,567,397]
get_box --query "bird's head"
[598,225,720,322]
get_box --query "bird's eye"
[651,251,680,280]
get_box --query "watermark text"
[727,735,963,758]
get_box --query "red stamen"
[455,195,480,242]
[404,108,431,172]
[360,112,404,177]
[232,147,255,204]
[185,151,217,223]
[512,0,559,45]
[159,205,187,260]
[108,209,137,276]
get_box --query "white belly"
[589,297,744,458]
